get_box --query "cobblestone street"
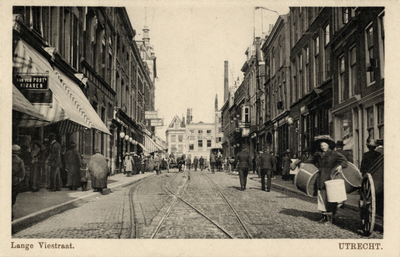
[13,170,383,239]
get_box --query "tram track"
[149,170,252,239]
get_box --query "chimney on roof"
[224,61,229,102]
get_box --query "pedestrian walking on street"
[88,149,110,193]
[256,146,276,192]
[210,153,216,174]
[46,133,62,191]
[282,150,291,181]
[186,156,192,171]
[303,135,348,224]
[65,141,81,190]
[12,144,26,221]
[154,153,161,175]
[193,156,198,171]
[335,140,354,163]
[233,144,251,191]
[132,153,140,175]
[124,153,134,177]
[199,156,204,171]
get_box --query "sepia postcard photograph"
[1,0,399,256]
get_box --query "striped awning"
[13,40,111,135]
[144,135,164,153]
[12,84,50,125]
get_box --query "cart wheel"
[360,173,376,236]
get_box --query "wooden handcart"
[359,154,384,236]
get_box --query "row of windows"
[13,7,152,126]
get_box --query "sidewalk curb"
[12,174,155,234]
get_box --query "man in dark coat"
[256,147,276,192]
[360,139,382,175]
[335,140,354,163]
[303,135,348,224]
[199,156,204,171]
[46,133,62,191]
[193,156,199,171]
[233,144,252,191]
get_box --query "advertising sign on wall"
[145,111,158,119]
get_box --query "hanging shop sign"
[150,118,164,127]
[145,111,158,119]
[15,75,49,90]
[14,75,52,104]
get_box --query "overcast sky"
[126,1,289,140]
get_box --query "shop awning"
[13,40,110,135]
[12,84,50,125]
[144,135,164,153]
[137,142,148,152]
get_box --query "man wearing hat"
[335,140,353,163]
[360,138,382,175]
[12,144,26,220]
[233,144,252,191]
[256,146,276,192]
[303,135,348,224]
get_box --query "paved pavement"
[12,169,382,234]
[12,172,155,233]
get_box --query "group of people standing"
[12,133,111,220]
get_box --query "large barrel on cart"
[295,161,362,197]
[359,154,384,236]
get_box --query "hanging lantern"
[129,137,133,143]
[125,135,130,141]
[119,131,125,138]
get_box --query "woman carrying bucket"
[303,135,348,224]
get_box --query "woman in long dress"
[65,141,81,190]
[303,135,348,224]
[88,149,110,193]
